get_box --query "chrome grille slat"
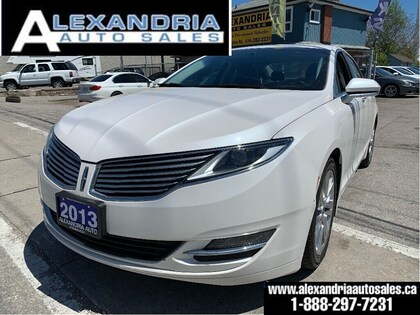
[96,168,196,178]
[93,150,219,199]
[99,161,208,173]
[46,159,79,184]
[99,154,215,168]
[48,146,80,171]
[45,134,81,189]
[46,155,80,177]
[96,175,187,184]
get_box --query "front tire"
[302,158,337,269]
[359,124,376,169]
[383,84,399,98]
[4,80,18,91]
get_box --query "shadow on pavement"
[25,223,312,314]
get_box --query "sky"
[232,0,419,19]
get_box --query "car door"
[112,74,140,94]
[335,52,365,172]
[19,64,37,86]
[131,73,151,89]
[343,53,374,161]
[36,63,52,85]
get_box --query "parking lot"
[0,94,418,313]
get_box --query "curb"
[0,87,78,97]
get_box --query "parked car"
[104,65,145,75]
[0,61,79,90]
[78,72,152,102]
[373,67,419,98]
[39,44,380,285]
[393,66,420,75]
[377,66,420,80]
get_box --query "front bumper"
[39,145,317,285]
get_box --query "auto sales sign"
[0,0,231,55]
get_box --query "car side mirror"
[152,78,166,87]
[393,72,400,76]
[342,78,380,104]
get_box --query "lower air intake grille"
[51,210,183,261]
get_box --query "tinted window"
[162,47,330,90]
[131,74,149,83]
[113,74,135,83]
[375,68,392,77]
[395,67,413,75]
[66,62,78,70]
[90,75,112,82]
[22,65,36,73]
[82,58,94,65]
[38,64,50,72]
[344,53,362,79]
[335,53,352,95]
[51,63,68,70]
[13,64,24,72]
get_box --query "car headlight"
[401,80,416,87]
[43,126,55,157]
[187,138,293,181]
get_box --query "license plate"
[56,193,105,239]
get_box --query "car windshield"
[13,64,24,72]
[395,67,413,75]
[375,68,393,77]
[408,67,419,74]
[161,47,330,90]
[90,75,112,82]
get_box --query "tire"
[111,91,122,97]
[359,124,376,169]
[302,158,337,269]
[4,81,18,91]
[5,95,21,103]
[51,79,65,88]
[383,84,399,98]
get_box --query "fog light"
[185,229,276,262]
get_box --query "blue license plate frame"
[56,192,106,240]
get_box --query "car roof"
[232,43,339,52]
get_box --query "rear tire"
[52,79,65,88]
[302,158,337,269]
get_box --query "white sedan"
[78,72,152,102]
[39,44,380,285]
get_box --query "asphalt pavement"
[0,95,418,314]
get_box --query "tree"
[366,0,419,65]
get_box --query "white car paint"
[39,44,380,285]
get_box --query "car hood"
[54,87,329,162]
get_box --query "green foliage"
[366,0,418,65]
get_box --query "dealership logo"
[12,10,224,52]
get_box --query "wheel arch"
[328,148,341,216]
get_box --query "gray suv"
[0,62,80,90]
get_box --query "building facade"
[233,0,372,57]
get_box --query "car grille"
[45,134,81,189]
[93,150,219,199]
[50,210,183,261]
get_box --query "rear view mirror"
[342,78,380,104]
